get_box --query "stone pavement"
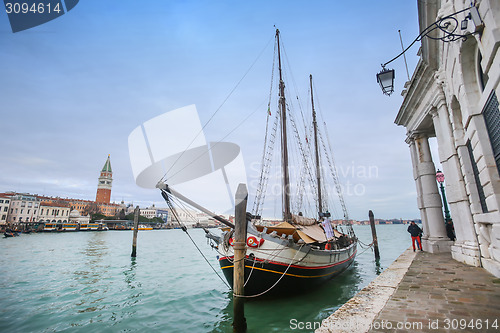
[317,248,417,333]
[368,252,500,333]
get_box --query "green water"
[0,225,410,332]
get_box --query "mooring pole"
[369,210,380,260]
[131,206,139,258]
[233,184,248,333]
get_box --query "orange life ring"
[247,236,264,248]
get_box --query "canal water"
[0,224,411,332]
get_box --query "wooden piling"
[131,206,139,258]
[369,210,380,260]
[233,184,248,333]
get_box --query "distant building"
[0,155,122,222]
[140,205,157,219]
[96,155,113,204]
[40,197,122,218]
[0,194,11,225]
[156,209,169,222]
[395,0,500,276]
[67,199,90,213]
[68,209,90,224]
[97,202,122,217]
[7,193,40,224]
[38,201,71,223]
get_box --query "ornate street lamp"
[436,170,452,223]
[377,6,483,95]
[377,67,395,96]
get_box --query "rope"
[164,100,266,182]
[358,239,375,249]
[252,40,278,216]
[357,242,377,257]
[161,190,232,290]
[160,35,274,182]
[163,187,359,297]
[236,244,305,298]
[183,224,232,290]
[243,255,257,287]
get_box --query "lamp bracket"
[382,6,480,68]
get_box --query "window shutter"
[483,91,500,176]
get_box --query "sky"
[0,1,438,221]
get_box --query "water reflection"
[119,257,143,309]
[74,234,109,284]
[0,225,410,332]
[73,233,110,315]
[124,258,142,290]
[211,263,363,333]
[374,258,382,275]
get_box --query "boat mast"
[310,74,323,215]
[276,29,291,222]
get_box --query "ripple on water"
[0,226,410,332]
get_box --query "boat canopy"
[255,221,343,244]
[291,214,316,226]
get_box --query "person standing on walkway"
[446,220,456,241]
[407,221,423,251]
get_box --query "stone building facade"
[7,194,40,223]
[0,194,11,225]
[395,0,500,277]
[38,201,71,223]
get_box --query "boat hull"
[219,249,355,296]
[217,227,357,296]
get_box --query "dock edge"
[316,247,417,333]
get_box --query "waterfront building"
[395,0,500,276]
[156,209,169,223]
[68,209,91,224]
[37,195,122,220]
[99,202,122,216]
[96,155,113,204]
[7,193,40,224]
[0,194,11,226]
[1,155,121,222]
[140,205,157,219]
[67,199,90,213]
[37,201,71,223]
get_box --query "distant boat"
[4,231,19,237]
[60,223,78,231]
[80,223,106,231]
[43,223,57,232]
[131,225,153,231]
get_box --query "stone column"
[414,134,452,253]
[407,135,430,239]
[431,92,480,265]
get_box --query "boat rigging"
[158,29,357,296]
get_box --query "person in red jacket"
[407,221,423,252]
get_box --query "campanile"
[96,155,113,203]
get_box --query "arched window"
[477,50,488,91]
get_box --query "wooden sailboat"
[157,29,357,296]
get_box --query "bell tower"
[96,155,113,203]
